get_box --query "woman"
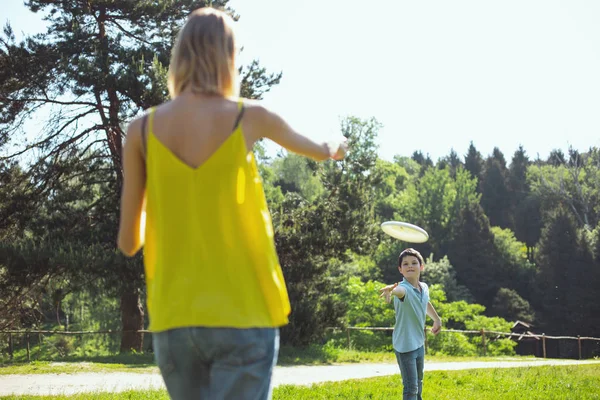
[117,7,347,400]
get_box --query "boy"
[379,248,442,400]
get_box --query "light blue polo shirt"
[392,279,429,353]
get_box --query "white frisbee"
[381,221,429,243]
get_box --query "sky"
[4,0,600,163]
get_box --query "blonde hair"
[168,7,238,98]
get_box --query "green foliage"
[426,331,478,356]
[337,277,395,328]
[420,255,473,302]
[275,116,383,346]
[534,207,600,336]
[397,167,455,256]
[373,159,410,221]
[431,292,486,331]
[447,203,500,306]
[490,226,536,295]
[272,154,324,201]
[429,285,516,356]
[480,147,511,228]
[514,194,543,260]
[491,288,535,323]
[385,165,480,262]
[465,316,517,356]
[464,141,484,183]
[528,149,600,228]
[257,162,284,210]
[329,251,382,282]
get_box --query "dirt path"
[1,359,599,396]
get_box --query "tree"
[490,226,535,297]
[507,145,530,229]
[514,194,542,262]
[397,167,455,257]
[0,162,36,240]
[420,255,472,302]
[375,165,479,279]
[274,116,382,345]
[491,288,535,323]
[0,1,281,352]
[271,154,324,201]
[372,159,410,221]
[547,149,566,166]
[480,147,511,228]
[438,148,462,178]
[411,150,433,175]
[528,148,600,229]
[589,227,600,336]
[464,141,484,184]
[446,203,500,307]
[534,208,597,335]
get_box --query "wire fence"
[2,327,600,361]
[326,326,600,360]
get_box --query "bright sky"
[5,0,600,162]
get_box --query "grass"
[273,365,600,400]
[1,364,599,399]
[0,345,538,375]
[0,353,157,375]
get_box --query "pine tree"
[535,208,581,335]
[464,141,484,184]
[547,149,566,166]
[508,145,531,233]
[480,148,511,228]
[447,203,500,307]
[0,1,281,352]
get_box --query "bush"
[48,335,75,357]
[427,331,477,356]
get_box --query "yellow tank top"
[143,101,290,332]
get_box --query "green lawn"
[0,345,537,375]
[1,365,599,399]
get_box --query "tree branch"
[106,18,152,45]
[2,96,100,108]
[1,108,98,160]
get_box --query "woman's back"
[150,95,257,169]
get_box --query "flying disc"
[381,221,429,243]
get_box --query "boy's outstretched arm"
[427,302,442,335]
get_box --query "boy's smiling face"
[398,255,424,278]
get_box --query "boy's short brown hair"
[398,248,424,266]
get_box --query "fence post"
[346,327,351,350]
[8,333,13,360]
[480,329,486,356]
[26,334,30,362]
[38,332,43,360]
[578,336,582,360]
[542,333,546,358]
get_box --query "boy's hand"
[378,283,398,296]
[431,318,442,335]
[379,283,398,303]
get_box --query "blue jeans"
[152,327,279,400]
[395,345,425,400]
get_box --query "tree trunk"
[119,291,144,353]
